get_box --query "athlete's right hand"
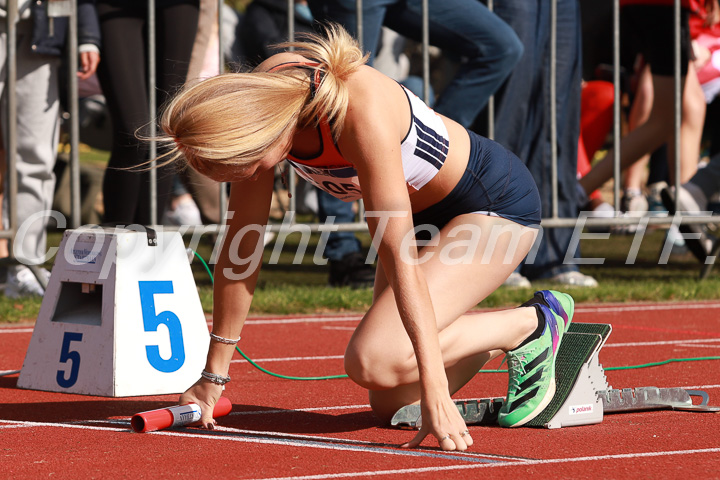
[179,377,224,429]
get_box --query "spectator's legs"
[307,0,384,287]
[580,72,685,195]
[96,4,150,225]
[97,2,198,226]
[385,0,522,127]
[147,2,199,225]
[624,65,654,198]
[493,0,585,281]
[307,0,392,63]
[317,191,361,262]
[0,20,60,264]
[676,61,704,183]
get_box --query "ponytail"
[278,24,369,141]
[158,23,367,170]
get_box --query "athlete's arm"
[179,168,275,428]
[339,67,468,450]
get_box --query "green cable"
[191,250,720,381]
[480,356,720,374]
[192,249,349,380]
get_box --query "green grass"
[2,226,718,325]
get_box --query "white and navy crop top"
[273,62,450,202]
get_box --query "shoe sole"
[503,379,557,428]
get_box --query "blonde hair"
[158,24,368,170]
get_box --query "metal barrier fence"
[2,0,719,262]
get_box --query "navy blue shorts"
[412,130,541,238]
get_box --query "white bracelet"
[209,332,241,345]
[201,370,231,385]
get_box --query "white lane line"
[0,419,125,432]
[229,404,371,416]
[245,317,362,325]
[2,302,720,334]
[605,338,720,347]
[575,303,720,313]
[676,343,720,349]
[0,419,516,464]
[683,383,720,390]
[248,447,720,480]
[231,355,344,365]
[0,328,34,334]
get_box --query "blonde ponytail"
[278,23,369,142]
[157,23,367,171]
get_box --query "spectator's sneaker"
[4,265,50,298]
[328,252,375,288]
[520,290,574,328]
[163,197,202,226]
[613,190,649,234]
[503,272,532,288]
[661,187,715,263]
[548,270,598,287]
[498,303,569,427]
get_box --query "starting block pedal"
[391,398,504,429]
[391,321,718,430]
[526,323,611,428]
[17,226,209,397]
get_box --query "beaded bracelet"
[209,332,241,345]
[201,370,231,385]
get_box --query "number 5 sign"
[18,227,209,397]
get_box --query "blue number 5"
[138,281,186,372]
[57,332,83,388]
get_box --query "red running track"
[1,302,719,479]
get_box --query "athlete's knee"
[344,345,407,390]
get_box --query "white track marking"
[245,316,362,325]
[605,338,720,347]
[0,419,517,464]
[231,355,344,364]
[229,404,371,416]
[682,383,720,390]
[248,447,720,480]
[0,328,34,334]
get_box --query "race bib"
[288,161,363,202]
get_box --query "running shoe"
[498,302,570,427]
[520,290,575,328]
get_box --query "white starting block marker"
[17,226,209,397]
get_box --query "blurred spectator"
[165,0,222,227]
[491,0,598,287]
[0,0,100,297]
[96,0,199,226]
[661,154,720,262]
[308,0,522,287]
[579,0,718,201]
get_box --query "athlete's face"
[191,136,292,183]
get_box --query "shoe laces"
[503,351,527,393]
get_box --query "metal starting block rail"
[391,323,719,430]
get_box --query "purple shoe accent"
[540,291,568,327]
[538,304,561,353]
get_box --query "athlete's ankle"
[506,306,542,352]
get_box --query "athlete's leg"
[343,214,539,422]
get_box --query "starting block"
[17,226,209,397]
[391,322,719,429]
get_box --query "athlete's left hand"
[401,391,473,451]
